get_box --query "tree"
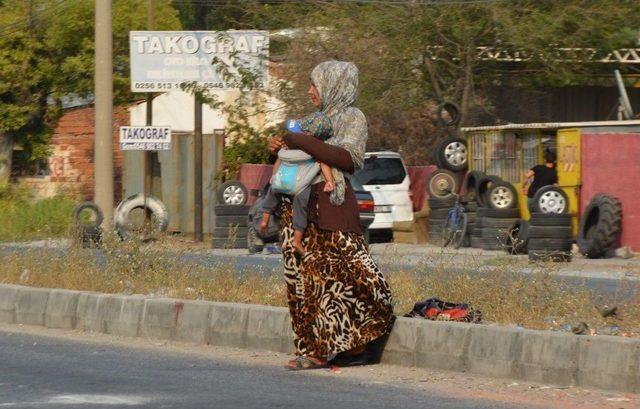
[0,0,181,184]
[233,0,640,164]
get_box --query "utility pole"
[194,96,203,242]
[94,0,114,227]
[144,0,154,220]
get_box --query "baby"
[260,111,335,255]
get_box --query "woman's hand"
[268,136,285,155]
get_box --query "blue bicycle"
[442,192,468,249]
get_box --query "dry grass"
[1,234,639,336]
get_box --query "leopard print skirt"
[280,202,395,358]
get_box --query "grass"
[1,233,639,337]
[0,186,75,242]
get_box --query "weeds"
[0,186,75,242]
[1,234,638,336]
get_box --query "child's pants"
[261,185,311,232]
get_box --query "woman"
[268,61,395,370]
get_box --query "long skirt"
[280,202,395,358]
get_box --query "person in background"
[522,150,558,211]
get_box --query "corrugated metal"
[461,120,640,132]
[122,132,223,235]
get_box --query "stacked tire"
[212,181,250,249]
[478,207,520,250]
[473,176,520,251]
[427,196,454,245]
[527,213,573,262]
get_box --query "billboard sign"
[119,126,172,151]
[129,30,269,92]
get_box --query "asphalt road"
[0,330,539,409]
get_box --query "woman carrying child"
[267,60,395,370]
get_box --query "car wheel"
[427,169,459,199]
[217,181,248,205]
[487,181,518,210]
[437,137,468,172]
[533,186,569,214]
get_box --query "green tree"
[216,0,640,164]
[0,0,181,183]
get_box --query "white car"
[353,151,414,234]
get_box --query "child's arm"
[320,162,334,192]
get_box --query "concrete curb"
[0,284,637,393]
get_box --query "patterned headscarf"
[310,61,368,205]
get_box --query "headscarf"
[309,61,368,205]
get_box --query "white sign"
[119,126,172,151]
[129,31,269,92]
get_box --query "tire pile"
[212,180,250,249]
[472,174,520,251]
[426,135,468,246]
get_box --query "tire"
[577,194,622,259]
[215,204,251,216]
[428,196,456,209]
[464,201,478,212]
[480,227,509,239]
[476,175,502,208]
[527,238,573,251]
[247,226,264,254]
[504,220,529,255]
[114,194,169,240]
[528,226,572,239]
[528,251,572,262]
[463,172,484,202]
[437,101,461,126]
[466,222,476,235]
[216,215,249,228]
[217,180,248,205]
[214,226,249,237]
[532,186,569,214]
[487,181,518,210]
[437,137,468,172]
[427,169,459,199]
[480,237,504,251]
[465,214,477,224]
[76,226,102,249]
[529,213,572,226]
[470,236,483,248]
[482,217,519,229]
[72,201,103,229]
[212,237,248,249]
[429,208,451,219]
[477,207,520,218]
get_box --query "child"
[260,111,335,255]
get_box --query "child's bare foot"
[260,213,271,234]
[323,181,334,193]
[292,240,305,256]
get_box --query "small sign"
[119,126,172,151]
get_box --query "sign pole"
[143,0,154,222]
[194,96,203,242]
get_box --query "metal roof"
[461,120,640,132]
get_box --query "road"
[0,325,634,409]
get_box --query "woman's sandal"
[286,356,328,371]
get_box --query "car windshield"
[354,157,406,185]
